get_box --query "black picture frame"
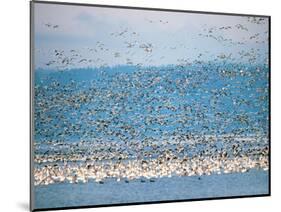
[30,1,271,211]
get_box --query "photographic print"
[31,1,270,210]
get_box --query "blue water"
[33,63,269,209]
[34,169,269,209]
[34,63,269,144]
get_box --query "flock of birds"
[34,15,269,186]
[33,134,268,186]
[38,16,268,70]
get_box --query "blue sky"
[34,3,269,70]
